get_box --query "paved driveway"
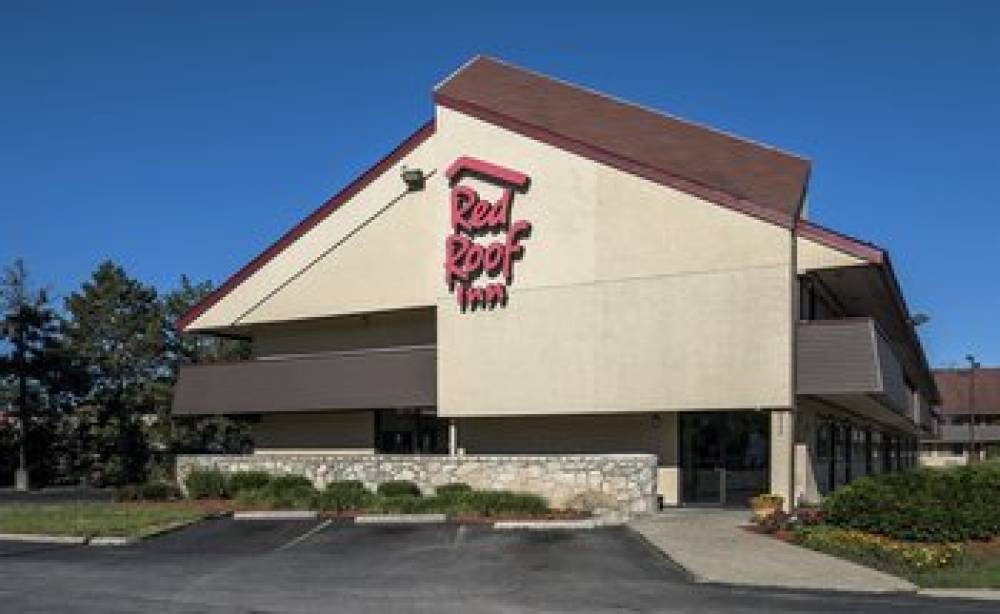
[0,518,993,613]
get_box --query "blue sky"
[1,1,997,366]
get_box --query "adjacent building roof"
[435,56,811,228]
[935,368,1000,415]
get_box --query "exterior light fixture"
[909,313,931,327]
[401,166,426,191]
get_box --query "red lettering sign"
[444,156,532,312]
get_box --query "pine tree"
[63,261,164,485]
[0,259,74,489]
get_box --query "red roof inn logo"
[444,156,532,312]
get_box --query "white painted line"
[234,510,318,520]
[0,533,88,545]
[276,519,332,552]
[88,536,136,547]
[493,519,602,530]
[354,514,447,525]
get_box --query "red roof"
[935,368,1000,415]
[436,56,811,228]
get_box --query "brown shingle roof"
[435,56,811,228]
[935,368,1000,415]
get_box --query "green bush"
[114,482,178,502]
[435,483,473,497]
[449,490,549,517]
[226,471,272,495]
[370,495,439,514]
[822,464,1000,542]
[237,476,317,510]
[184,469,228,499]
[319,481,373,512]
[377,481,422,497]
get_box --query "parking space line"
[275,519,332,552]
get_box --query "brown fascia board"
[175,119,436,333]
[796,219,885,264]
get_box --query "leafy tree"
[63,261,164,485]
[0,259,78,487]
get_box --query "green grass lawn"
[908,543,1000,588]
[0,503,206,538]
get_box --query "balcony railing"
[797,318,911,416]
[172,344,436,416]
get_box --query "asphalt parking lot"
[0,518,994,613]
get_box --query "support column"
[770,409,795,511]
[656,413,679,507]
[448,419,458,456]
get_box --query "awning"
[172,345,436,416]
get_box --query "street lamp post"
[966,355,980,465]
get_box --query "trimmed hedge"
[377,481,422,497]
[435,483,473,497]
[319,481,373,512]
[236,476,318,510]
[226,471,272,495]
[184,469,228,499]
[822,463,1000,542]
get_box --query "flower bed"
[792,525,962,575]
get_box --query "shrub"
[184,469,228,499]
[377,481,422,497]
[822,464,1000,542]
[319,481,373,512]
[237,476,317,510]
[370,495,438,514]
[226,471,272,495]
[794,525,962,574]
[452,490,549,517]
[435,483,472,498]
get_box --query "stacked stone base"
[176,454,657,519]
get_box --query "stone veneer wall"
[176,454,657,518]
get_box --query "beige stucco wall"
[187,103,796,418]
[184,136,440,330]
[796,236,865,272]
[435,107,794,416]
[252,411,374,453]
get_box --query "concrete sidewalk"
[630,508,916,593]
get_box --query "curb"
[354,514,446,525]
[0,533,88,545]
[234,510,318,520]
[1,514,213,547]
[493,519,604,530]
[919,589,1000,601]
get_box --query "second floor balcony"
[797,318,931,429]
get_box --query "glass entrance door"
[680,411,770,506]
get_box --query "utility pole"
[15,305,29,491]
[965,355,980,465]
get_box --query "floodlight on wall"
[401,166,426,191]
[909,313,930,327]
